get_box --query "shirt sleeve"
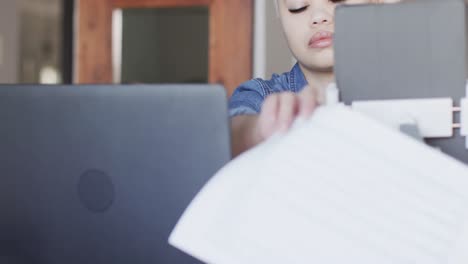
[228,79,266,118]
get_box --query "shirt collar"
[289,63,308,92]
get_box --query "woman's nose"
[310,11,333,26]
[312,17,330,25]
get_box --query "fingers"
[258,92,299,138]
[276,92,299,132]
[258,89,317,141]
[298,85,318,118]
[259,94,281,138]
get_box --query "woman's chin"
[302,61,334,73]
[303,52,334,70]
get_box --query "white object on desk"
[352,98,454,138]
[461,81,468,149]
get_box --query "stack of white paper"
[169,105,468,264]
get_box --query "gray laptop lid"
[0,84,230,263]
[334,0,468,163]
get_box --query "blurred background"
[0,0,71,84]
[0,0,292,94]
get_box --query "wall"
[265,0,294,78]
[254,0,294,80]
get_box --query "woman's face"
[278,0,379,72]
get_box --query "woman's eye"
[288,0,345,14]
[289,6,308,14]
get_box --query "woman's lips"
[309,31,334,49]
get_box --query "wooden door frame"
[75,0,253,95]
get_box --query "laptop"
[0,84,231,263]
[334,0,468,164]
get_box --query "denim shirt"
[229,63,309,117]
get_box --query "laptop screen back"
[0,84,230,263]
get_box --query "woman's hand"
[253,85,319,142]
[231,85,321,157]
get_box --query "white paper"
[169,105,468,264]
